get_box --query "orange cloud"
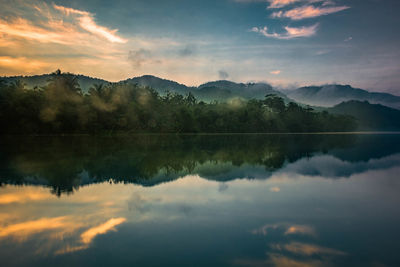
[53,4,127,43]
[270,70,281,76]
[272,5,350,20]
[279,242,347,256]
[284,225,316,236]
[0,191,51,205]
[81,217,126,244]
[0,217,77,240]
[268,0,303,9]
[56,217,127,254]
[0,56,49,73]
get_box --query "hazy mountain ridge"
[0,74,288,102]
[328,100,400,131]
[0,74,109,92]
[1,73,400,115]
[288,85,400,109]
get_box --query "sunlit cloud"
[270,70,281,75]
[0,56,49,73]
[267,0,304,9]
[271,4,350,20]
[0,17,82,44]
[251,24,318,39]
[54,4,127,44]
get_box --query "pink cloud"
[272,4,350,20]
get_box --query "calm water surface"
[0,134,399,267]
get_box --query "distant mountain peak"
[288,84,400,109]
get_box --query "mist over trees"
[0,71,356,134]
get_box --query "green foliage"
[0,72,357,134]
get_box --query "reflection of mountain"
[1,134,399,195]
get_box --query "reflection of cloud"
[252,223,315,236]
[252,224,279,235]
[284,225,315,236]
[55,217,126,255]
[233,253,324,267]
[267,253,324,267]
[81,217,126,244]
[270,186,281,192]
[218,183,229,192]
[273,242,347,256]
[281,154,400,179]
[0,190,51,204]
[0,216,79,240]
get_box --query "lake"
[0,134,399,266]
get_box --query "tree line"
[0,70,357,134]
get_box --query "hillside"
[0,73,109,93]
[288,85,400,109]
[328,100,400,130]
[0,73,288,102]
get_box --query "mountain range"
[1,72,400,130]
[287,84,400,110]
[2,73,399,108]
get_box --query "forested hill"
[0,72,356,134]
[1,73,289,102]
[328,100,400,131]
[3,72,399,109]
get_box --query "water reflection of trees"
[1,134,399,196]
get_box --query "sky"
[0,0,399,93]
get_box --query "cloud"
[284,225,316,236]
[128,49,152,68]
[251,223,315,236]
[178,45,196,57]
[270,70,281,75]
[251,24,318,39]
[53,4,127,43]
[0,189,51,204]
[271,4,350,20]
[218,183,229,192]
[55,217,127,255]
[0,56,49,73]
[80,217,126,244]
[0,17,84,45]
[0,216,80,241]
[218,70,230,79]
[267,0,304,9]
[274,242,347,256]
[0,4,127,45]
